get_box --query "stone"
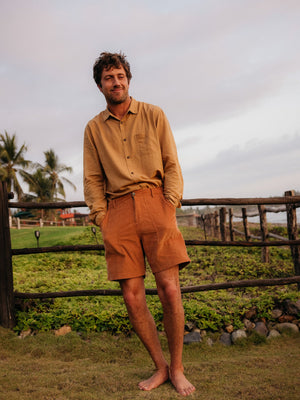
[55,325,72,336]
[271,308,282,319]
[283,300,300,316]
[275,323,299,334]
[267,329,281,340]
[295,299,300,312]
[220,332,232,346]
[278,315,295,323]
[206,338,213,346]
[244,307,257,320]
[243,318,255,332]
[19,329,32,339]
[183,331,202,344]
[185,321,196,332]
[231,329,247,343]
[225,324,234,333]
[254,321,268,337]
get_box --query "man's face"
[99,66,130,105]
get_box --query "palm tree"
[0,131,31,199]
[43,149,76,201]
[20,168,53,219]
[21,149,76,203]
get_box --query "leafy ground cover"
[10,225,299,334]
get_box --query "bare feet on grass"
[169,368,195,397]
[138,366,169,391]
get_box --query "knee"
[121,285,146,313]
[157,281,181,305]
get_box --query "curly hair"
[93,51,132,87]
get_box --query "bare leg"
[155,266,195,397]
[120,277,169,391]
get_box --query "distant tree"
[42,149,76,200]
[21,148,76,202]
[20,169,53,203]
[0,131,31,199]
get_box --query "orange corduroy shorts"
[101,187,190,281]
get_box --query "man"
[83,52,195,397]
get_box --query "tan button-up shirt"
[83,98,183,226]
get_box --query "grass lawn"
[0,327,299,400]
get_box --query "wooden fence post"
[258,205,270,263]
[228,208,235,241]
[0,182,16,328]
[219,207,227,241]
[285,190,300,290]
[213,210,220,239]
[242,208,250,241]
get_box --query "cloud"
[1,0,300,202]
[183,133,300,198]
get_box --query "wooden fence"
[1,181,300,329]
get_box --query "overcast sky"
[1,0,300,204]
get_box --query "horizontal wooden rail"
[14,276,300,299]
[11,239,300,256]
[8,196,300,210]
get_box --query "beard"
[105,87,129,105]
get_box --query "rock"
[275,323,299,334]
[278,315,295,323]
[206,338,213,346]
[231,329,247,343]
[283,300,300,316]
[244,307,257,320]
[220,332,232,346]
[267,329,281,340]
[271,308,283,319]
[185,321,196,332]
[19,329,32,339]
[54,325,72,336]
[254,321,268,337]
[243,318,255,332]
[295,299,300,312]
[183,331,202,344]
[225,324,234,333]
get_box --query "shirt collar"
[102,97,138,121]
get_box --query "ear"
[97,84,103,93]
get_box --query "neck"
[107,96,131,120]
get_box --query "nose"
[113,77,121,86]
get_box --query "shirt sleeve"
[156,109,183,208]
[83,123,107,226]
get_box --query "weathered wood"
[181,196,300,206]
[285,190,300,289]
[11,239,300,256]
[242,208,250,241]
[219,207,227,241]
[258,205,270,263]
[9,200,86,209]
[8,196,300,210]
[228,208,235,241]
[0,182,15,328]
[213,211,220,239]
[14,276,300,299]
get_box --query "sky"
[1,0,300,205]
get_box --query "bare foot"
[138,366,169,391]
[169,369,195,396]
